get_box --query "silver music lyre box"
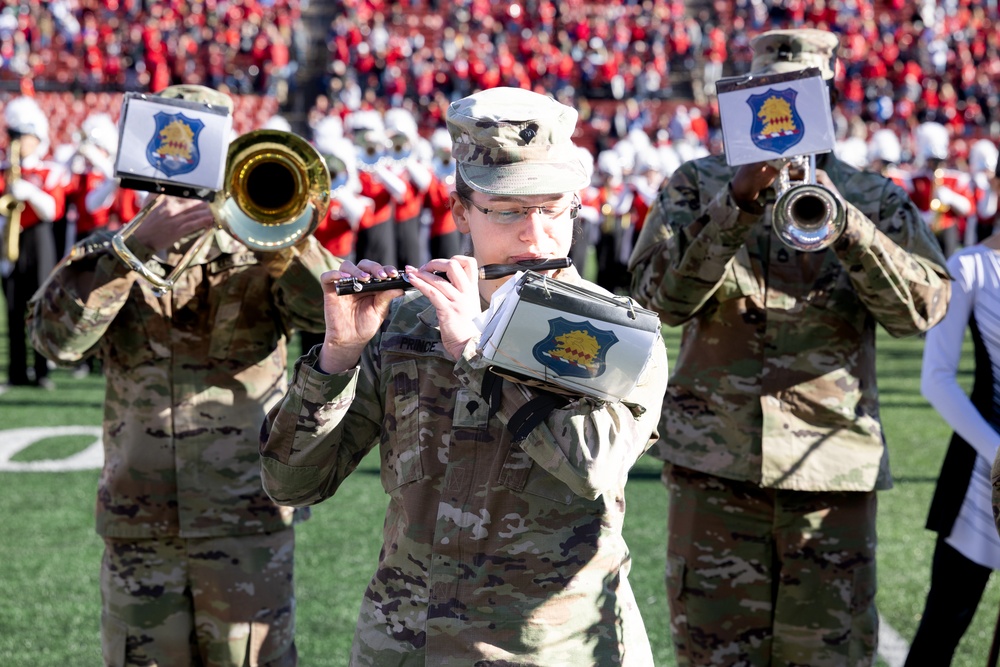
[478,272,663,402]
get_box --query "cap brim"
[458,159,590,196]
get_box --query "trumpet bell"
[773,184,846,252]
[213,129,331,252]
[771,155,846,253]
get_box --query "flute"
[335,258,573,296]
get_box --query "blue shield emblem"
[146,111,205,177]
[531,317,618,379]
[747,88,804,155]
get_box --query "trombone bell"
[213,129,331,252]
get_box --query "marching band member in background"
[905,121,975,258]
[593,148,634,293]
[2,95,65,390]
[965,138,999,246]
[59,112,144,247]
[300,122,374,355]
[346,109,400,266]
[68,113,125,241]
[58,112,126,380]
[312,116,370,263]
[834,132,870,171]
[384,107,432,268]
[259,85,668,666]
[28,84,339,667]
[866,127,906,186]
[425,126,464,260]
[47,142,75,259]
[571,143,598,276]
[629,143,663,238]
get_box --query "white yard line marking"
[878,612,910,667]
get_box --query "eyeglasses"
[463,195,581,225]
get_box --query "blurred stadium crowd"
[0,0,998,288]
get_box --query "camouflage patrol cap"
[446,87,589,196]
[750,29,840,80]
[158,84,234,112]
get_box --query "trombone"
[112,129,330,293]
[772,154,846,252]
[0,137,25,263]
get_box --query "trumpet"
[0,137,25,264]
[112,129,331,293]
[772,154,846,252]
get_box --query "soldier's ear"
[450,192,472,235]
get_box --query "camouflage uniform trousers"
[100,530,297,667]
[663,463,878,667]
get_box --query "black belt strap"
[507,392,571,442]
[481,368,504,419]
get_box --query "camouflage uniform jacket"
[629,153,950,492]
[29,228,338,538]
[260,268,668,665]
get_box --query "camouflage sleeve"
[28,231,142,364]
[831,178,951,337]
[259,344,383,507]
[627,160,760,326]
[457,336,670,501]
[264,236,341,335]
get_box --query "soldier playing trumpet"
[629,29,951,667]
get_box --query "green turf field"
[1,308,998,666]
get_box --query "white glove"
[374,165,408,202]
[405,159,432,192]
[332,191,370,229]
[8,180,57,222]
[79,144,116,179]
[10,179,36,202]
[85,176,119,213]
[936,186,972,216]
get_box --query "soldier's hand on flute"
[318,259,403,373]
[404,256,483,361]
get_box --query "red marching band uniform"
[904,167,974,240]
[1,159,66,234]
[903,121,975,256]
[426,127,463,260]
